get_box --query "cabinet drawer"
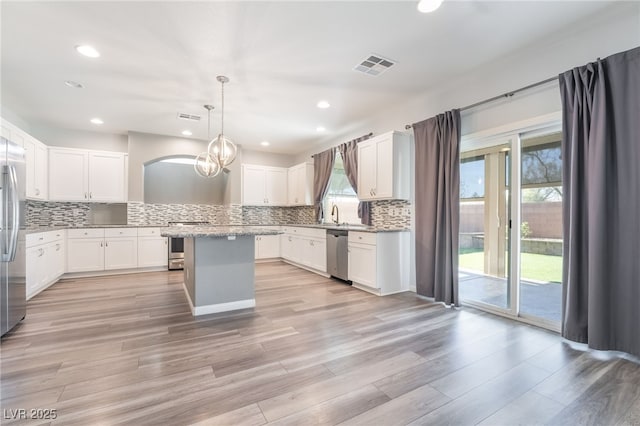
[289,226,325,239]
[67,228,105,239]
[26,232,46,247]
[137,227,162,237]
[348,231,377,245]
[105,228,137,238]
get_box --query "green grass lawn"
[459,249,562,283]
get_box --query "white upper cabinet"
[241,164,288,206]
[2,117,48,200]
[49,147,127,202]
[23,135,48,200]
[357,131,410,201]
[88,152,127,202]
[287,162,314,206]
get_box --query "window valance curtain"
[560,46,640,357]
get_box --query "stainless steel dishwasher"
[326,229,350,282]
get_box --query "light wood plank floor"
[1,262,639,425]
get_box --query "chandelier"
[194,75,238,178]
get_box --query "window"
[323,154,360,224]
[460,155,485,199]
[521,140,562,202]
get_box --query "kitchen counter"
[25,224,167,234]
[160,225,283,238]
[282,223,409,233]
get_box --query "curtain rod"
[311,132,373,158]
[404,76,559,130]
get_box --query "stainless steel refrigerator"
[1,136,26,337]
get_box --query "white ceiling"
[0,1,617,154]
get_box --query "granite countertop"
[25,223,408,235]
[24,224,164,234]
[285,223,408,233]
[160,225,283,238]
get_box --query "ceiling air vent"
[177,112,201,122]
[353,54,396,76]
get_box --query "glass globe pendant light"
[194,104,221,178]
[207,76,237,169]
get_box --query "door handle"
[3,165,19,262]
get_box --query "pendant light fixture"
[194,104,221,178]
[207,75,237,169]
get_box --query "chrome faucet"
[330,204,339,224]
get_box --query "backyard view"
[459,133,563,324]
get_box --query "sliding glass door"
[459,130,562,330]
[519,133,563,326]
[459,142,512,313]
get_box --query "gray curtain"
[559,47,640,357]
[414,110,460,306]
[313,148,336,222]
[339,135,372,226]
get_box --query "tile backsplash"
[370,200,412,230]
[26,200,410,229]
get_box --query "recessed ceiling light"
[64,80,84,89]
[316,126,326,132]
[181,130,193,136]
[75,45,100,58]
[417,0,443,13]
[90,118,104,125]
[260,141,270,146]
[317,101,330,109]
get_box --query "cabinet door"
[105,237,138,270]
[26,246,45,297]
[137,237,168,268]
[266,168,288,205]
[348,243,377,288]
[52,241,65,278]
[287,167,299,205]
[49,149,89,201]
[281,234,293,260]
[34,142,48,200]
[259,234,280,259]
[242,165,267,205]
[89,152,126,202]
[357,141,377,201]
[67,238,105,273]
[23,137,37,199]
[306,238,327,272]
[374,135,394,198]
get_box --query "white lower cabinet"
[348,231,410,295]
[280,227,327,273]
[255,234,281,260]
[137,228,168,268]
[26,230,66,299]
[66,228,138,273]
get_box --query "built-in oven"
[167,221,209,270]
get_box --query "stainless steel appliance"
[326,229,349,282]
[1,137,26,337]
[168,221,209,270]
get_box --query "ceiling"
[0,1,617,154]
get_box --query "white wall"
[293,3,640,163]
[29,122,128,152]
[128,131,209,202]
[0,105,31,132]
[242,149,296,168]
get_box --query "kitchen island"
[161,226,282,316]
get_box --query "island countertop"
[160,225,283,238]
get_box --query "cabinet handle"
[39,236,44,241]
[38,248,44,257]
[85,192,88,199]
[90,192,93,199]
[35,188,40,195]
[310,241,314,246]
[165,240,168,245]
[105,242,109,247]
[56,244,60,251]
[100,242,103,247]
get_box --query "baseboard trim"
[281,259,330,278]
[62,266,167,280]
[181,283,255,316]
